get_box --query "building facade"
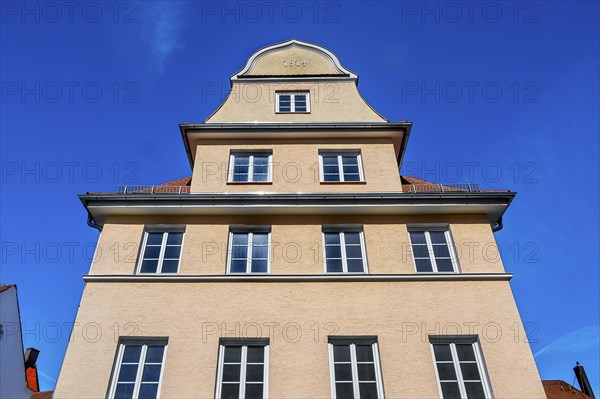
[54,40,546,399]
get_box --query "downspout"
[86,210,102,232]
[492,217,503,233]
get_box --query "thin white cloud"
[139,2,188,77]
[535,324,600,358]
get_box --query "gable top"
[231,39,358,81]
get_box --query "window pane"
[253,233,268,246]
[432,244,451,258]
[415,258,433,272]
[347,259,365,272]
[355,345,374,362]
[163,246,181,259]
[359,383,378,399]
[232,233,248,246]
[344,173,361,182]
[412,244,430,258]
[324,173,340,182]
[440,382,462,399]
[437,363,457,380]
[251,259,268,273]
[456,344,476,361]
[344,232,361,245]
[245,383,263,399]
[334,363,353,381]
[166,232,183,245]
[118,364,138,382]
[324,233,341,245]
[409,231,427,244]
[246,364,264,382]
[143,246,161,259]
[295,103,307,112]
[345,245,363,259]
[145,346,164,363]
[138,383,158,399]
[246,346,264,363]
[357,364,376,381]
[435,258,455,272]
[140,259,159,273]
[160,259,179,273]
[222,364,241,382]
[326,259,343,273]
[323,165,340,174]
[252,245,268,260]
[146,233,163,245]
[335,383,355,398]
[325,245,342,259]
[122,345,142,363]
[220,384,239,399]
[114,383,135,399]
[433,344,453,361]
[464,382,486,399]
[230,259,247,273]
[253,172,269,182]
[253,156,269,166]
[460,363,481,381]
[224,346,242,363]
[333,345,351,362]
[429,231,448,244]
[343,164,360,175]
[141,364,162,382]
[232,244,248,259]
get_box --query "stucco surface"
[89,214,504,276]
[206,82,385,123]
[53,281,545,398]
[190,140,401,193]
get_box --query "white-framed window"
[328,337,384,399]
[323,228,368,274]
[227,229,271,274]
[228,152,272,183]
[408,228,459,273]
[275,92,309,113]
[319,151,364,182]
[108,339,167,399]
[215,339,269,399]
[430,336,493,399]
[137,229,184,274]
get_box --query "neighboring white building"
[0,285,39,399]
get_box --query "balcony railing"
[117,185,191,194]
[406,183,480,193]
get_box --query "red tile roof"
[26,366,39,392]
[31,391,53,399]
[543,380,591,399]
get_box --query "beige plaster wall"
[189,140,401,193]
[205,82,385,123]
[89,214,504,276]
[53,281,545,398]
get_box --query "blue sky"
[1,0,598,393]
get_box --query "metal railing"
[117,185,190,194]
[407,183,480,193]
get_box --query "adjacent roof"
[542,380,591,399]
[0,284,15,293]
[31,391,53,399]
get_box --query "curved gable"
[233,39,357,79]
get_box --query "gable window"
[215,339,269,399]
[228,152,272,183]
[108,339,167,399]
[137,229,184,274]
[323,228,367,273]
[228,229,271,274]
[430,336,493,399]
[319,152,364,182]
[408,228,459,273]
[276,92,309,113]
[328,337,384,399]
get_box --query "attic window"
[276,92,309,113]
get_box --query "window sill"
[320,181,367,185]
[226,182,273,185]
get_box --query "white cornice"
[83,273,513,283]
